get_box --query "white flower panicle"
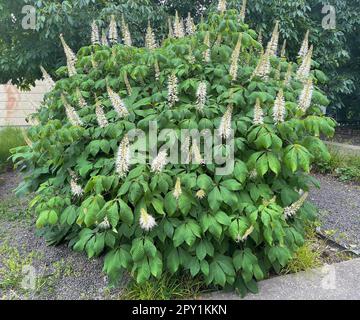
[60,34,77,62]
[40,66,55,89]
[203,31,211,62]
[180,18,186,37]
[298,78,314,112]
[101,29,109,46]
[275,63,282,81]
[297,45,313,82]
[98,217,111,230]
[239,0,247,22]
[76,88,87,108]
[298,30,309,58]
[145,22,157,50]
[273,89,286,124]
[186,12,196,35]
[69,170,83,197]
[218,0,227,14]
[151,150,168,173]
[60,34,77,77]
[91,21,100,45]
[284,62,293,86]
[61,94,83,126]
[266,21,279,57]
[124,72,132,95]
[173,178,182,200]
[229,34,242,81]
[249,169,258,180]
[116,135,131,177]
[168,17,174,38]
[251,51,271,80]
[139,208,157,231]
[196,81,207,112]
[196,189,206,199]
[174,11,185,38]
[107,86,129,117]
[284,192,309,219]
[219,105,233,139]
[191,141,205,165]
[121,15,132,46]
[95,101,108,128]
[239,225,254,242]
[154,60,161,81]
[215,34,222,46]
[167,74,179,107]
[280,39,287,58]
[188,46,196,64]
[182,136,192,163]
[109,15,118,44]
[253,98,264,125]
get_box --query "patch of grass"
[282,242,322,275]
[0,127,25,171]
[120,274,207,300]
[0,242,40,291]
[316,147,360,183]
[0,194,32,221]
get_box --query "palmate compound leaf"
[13,4,337,297]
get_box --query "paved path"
[310,174,360,254]
[206,258,360,300]
[324,141,360,155]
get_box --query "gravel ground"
[0,170,128,300]
[310,174,360,254]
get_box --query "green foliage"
[12,8,335,296]
[1,0,360,121]
[120,273,206,300]
[0,127,25,171]
[0,241,39,290]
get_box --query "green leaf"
[197,174,213,191]
[119,199,134,225]
[164,192,177,215]
[167,248,180,273]
[220,179,242,191]
[152,198,165,215]
[215,211,231,226]
[208,187,222,211]
[107,202,119,228]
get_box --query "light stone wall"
[0,80,50,127]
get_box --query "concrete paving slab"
[324,141,360,155]
[205,258,360,300]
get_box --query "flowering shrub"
[13,3,335,296]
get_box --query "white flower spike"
[139,208,157,231]
[116,135,131,177]
[151,150,168,173]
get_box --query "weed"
[0,127,25,171]
[282,242,322,274]
[120,273,208,300]
[0,242,40,291]
[0,195,32,221]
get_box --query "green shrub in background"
[0,127,25,171]
[12,2,335,296]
